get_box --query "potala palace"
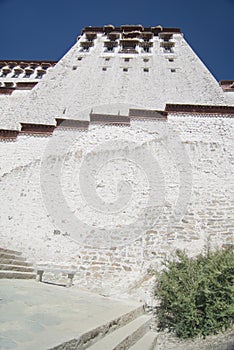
[0,24,233,301]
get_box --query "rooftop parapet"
[0,60,57,93]
[219,80,234,92]
[82,25,181,36]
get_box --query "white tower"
[0,25,233,297]
[0,24,233,130]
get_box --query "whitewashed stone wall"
[0,33,232,131]
[224,92,234,104]
[0,27,233,301]
[0,115,233,301]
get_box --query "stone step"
[128,331,158,350]
[0,264,35,273]
[0,247,22,256]
[44,305,145,350]
[0,270,36,279]
[0,252,25,260]
[0,258,32,266]
[87,315,152,350]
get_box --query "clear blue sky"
[0,0,233,81]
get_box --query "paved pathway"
[0,279,141,350]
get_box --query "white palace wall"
[0,31,231,130]
[0,114,233,299]
[0,25,233,301]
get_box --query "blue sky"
[0,0,233,81]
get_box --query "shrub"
[154,247,234,339]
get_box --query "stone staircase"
[0,247,36,279]
[52,305,158,350]
[86,314,157,350]
[0,248,158,349]
[128,330,158,350]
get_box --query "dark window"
[81,47,90,52]
[164,48,173,53]
[12,72,20,78]
[106,47,113,52]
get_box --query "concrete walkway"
[0,279,142,350]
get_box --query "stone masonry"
[0,25,233,301]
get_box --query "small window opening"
[143,58,149,62]
[171,69,176,73]
[102,67,107,71]
[123,68,128,72]
[105,58,110,61]
[168,58,174,62]
[72,66,77,70]
[143,68,149,72]
[4,82,14,88]
[77,57,83,61]
[106,47,114,52]
[124,58,130,62]
[164,48,173,53]
[81,47,90,52]
[24,73,32,78]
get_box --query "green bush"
[154,247,234,339]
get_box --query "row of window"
[0,71,45,79]
[83,32,174,42]
[77,57,174,63]
[101,67,176,73]
[101,67,150,72]
[80,46,174,54]
[72,64,176,73]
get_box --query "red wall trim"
[129,108,167,120]
[20,123,55,135]
[56,119,89,129]
[0,129,19,139]
[90,113,130,125]
[166,104,234,116]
